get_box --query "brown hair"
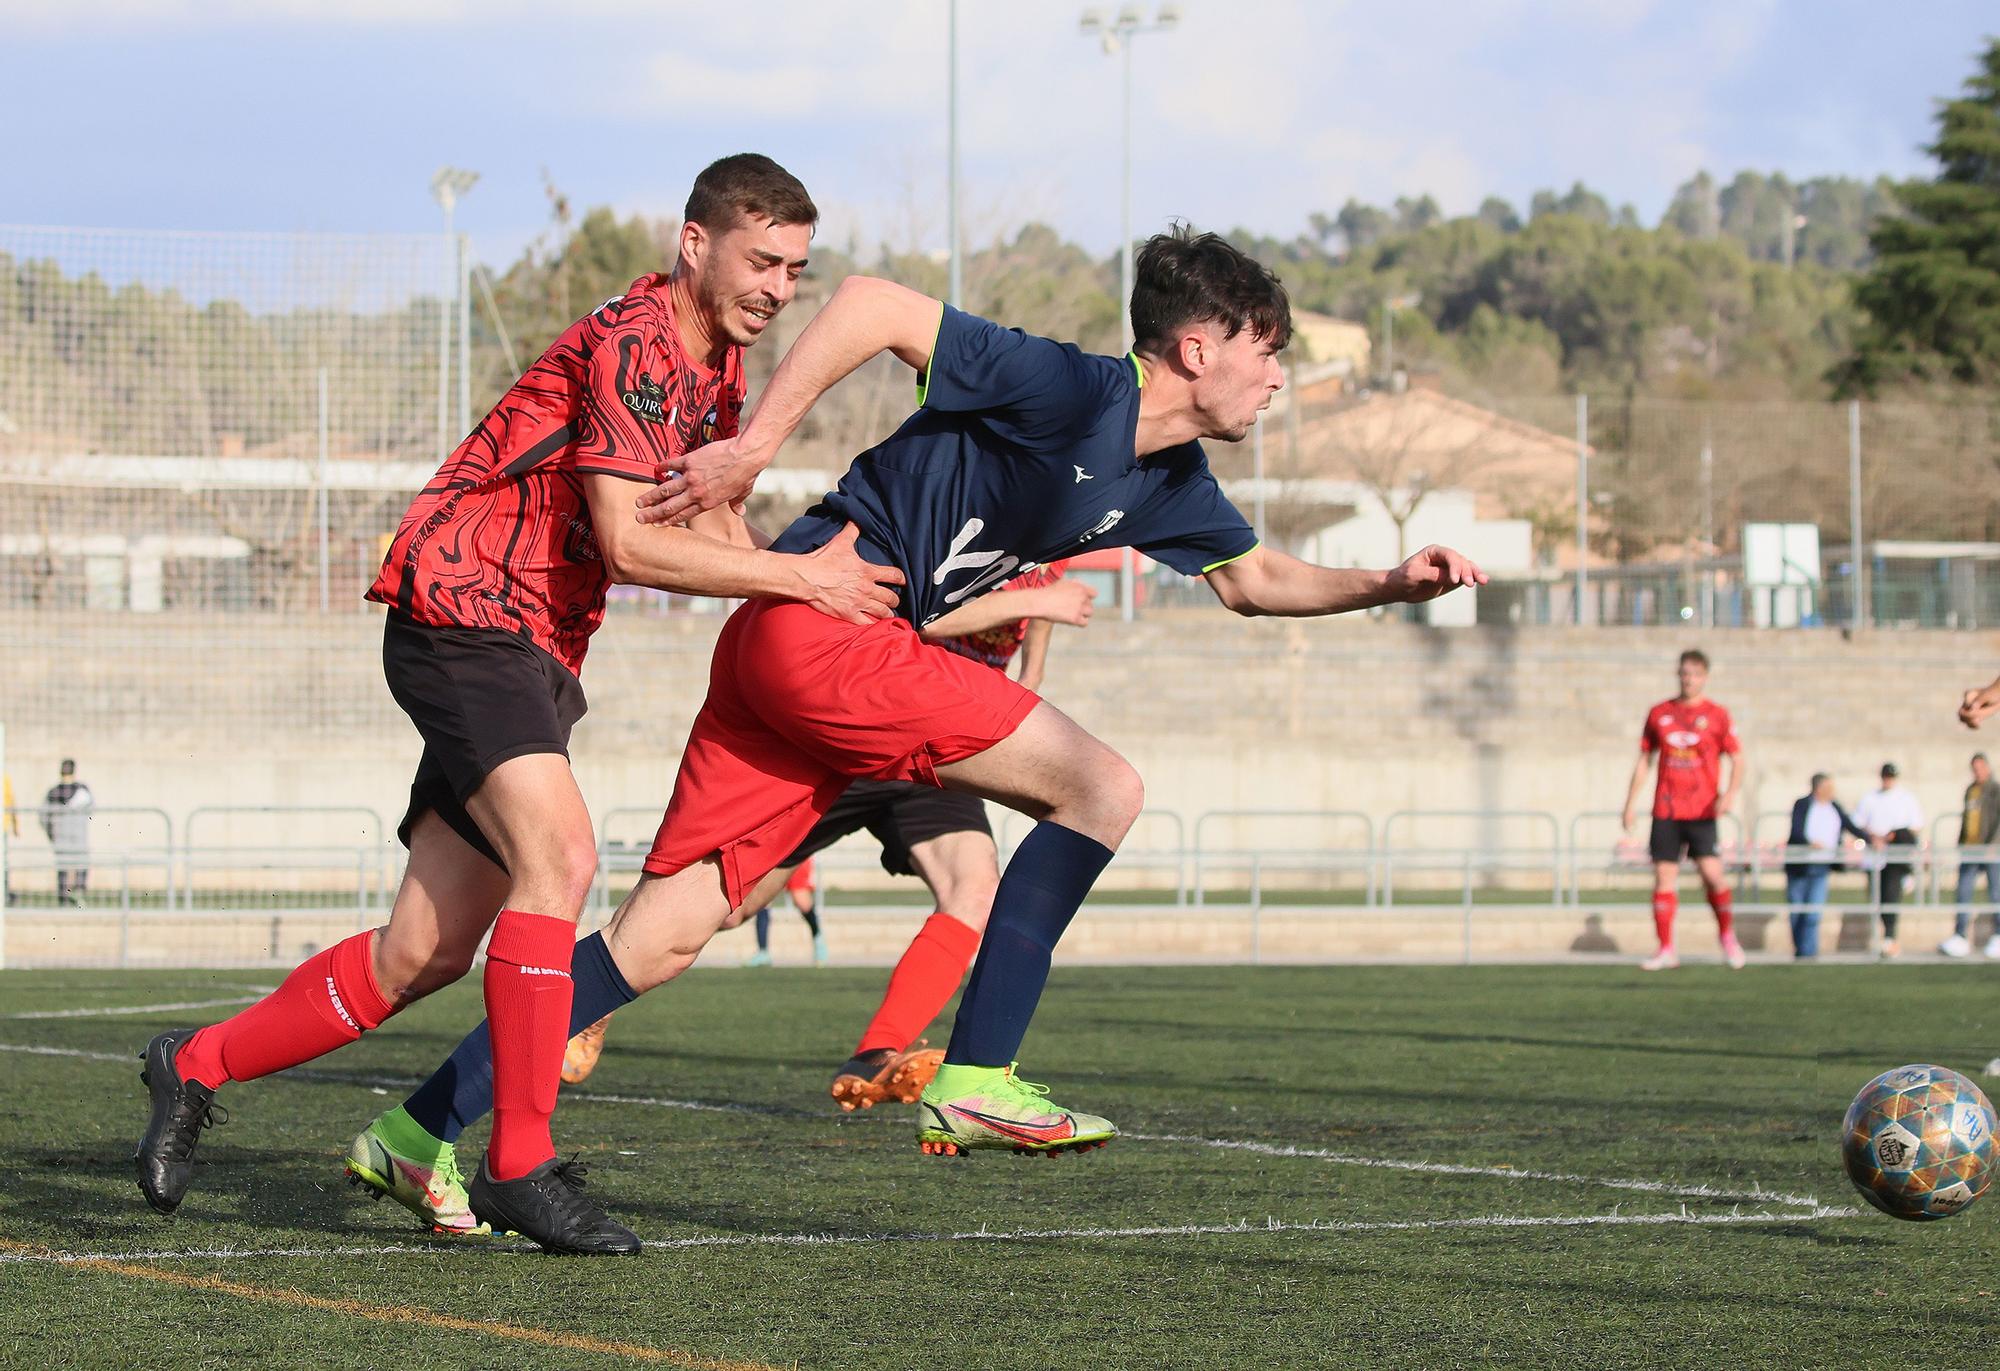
[1131,225,1292,358]
[1679,649,1710,670]
[684,154,818,233]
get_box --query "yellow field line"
[0,1238,785,1370]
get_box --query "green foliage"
[1837,38,2000,393]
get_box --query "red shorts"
[643,599,1037,906]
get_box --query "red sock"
[855,912,981,1055]
[1708,886,1735,939]
[175,931,394,1088]
[1652,890,1678,949]
[484,909,576,1181]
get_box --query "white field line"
[0,1204,1864,1266]
[2,995,264,1021]
[1129,1132,1830,1210]
[0,1041,1835,1210]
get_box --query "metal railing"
[11,803,2000,968]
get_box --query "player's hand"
[792,523,904,625]
[1620,807,1636,834]
[637,434,774,527]
[1040,579,1097,627]
[1714,793,1736,818]
[1385,545,1487,603]
[1960,682,2000,729]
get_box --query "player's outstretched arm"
[1203,544,1485,618]
[585,475,902,624]
[1961,673,2000,729]
[639,277,945,526]
[917,579,1097,640]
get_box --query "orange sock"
[1652,890,1677,949]
[1708,887,1734,938]
[175,930,393,1088]
[484,910,576,1181]
[855,912,981,1056]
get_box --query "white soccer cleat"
[1719,931,1747,970]
[1640,946,1680,972]
[1940,934,1972,958]
[1984,934,2000,960]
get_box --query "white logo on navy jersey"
[1074,509,1125,545]
[936,517,1023,605]
[1074,466,1093,483]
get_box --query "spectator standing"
[1784,774,1868,959]
[1854,762,1925,959]
[1942,752,2000,958]
[3,772,16,905]
[40,759,93,907]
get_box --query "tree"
[1476,197,1521,234]
[1334,199,1393,256]
[1835,39,2000,392]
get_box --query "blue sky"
[3,1,1991,269]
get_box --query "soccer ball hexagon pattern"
[1841,1064,1995,1221]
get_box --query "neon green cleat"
[916,1063,1117,1157]
[344,1106,489,1236]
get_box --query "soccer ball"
[1841,1063,1995,1221]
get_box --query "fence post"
[1576,393,1589,626]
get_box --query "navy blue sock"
[754,906,772,950]
[800,907,822,937]
[944,821,1114,1067]
[400,930,638,1143]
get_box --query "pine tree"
[1835,40,2000,393]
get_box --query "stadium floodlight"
[428,168,479,460]
[1077,6,1180,351]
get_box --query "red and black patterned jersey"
[367,274,744,676]
[932,559,1073,671]
[1640,697,1740,820]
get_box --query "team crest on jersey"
[699,405,722,443]
[622,374,667,424]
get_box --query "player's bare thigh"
[599,856,738,995]
[905,829,1001,932]
[932,700,1143,849]
[373,809,511,1005]
[462,751,599,918]
[1692,853,1729,894]
[733,863,798,925]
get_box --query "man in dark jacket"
[1786,773,1867,958]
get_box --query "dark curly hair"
[1130,225,1291,358]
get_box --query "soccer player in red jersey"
[133,155,901,1252]
[554,563,1098,1110]
[1621,648,1748,972]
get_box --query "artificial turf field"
[0,963,1994,1370]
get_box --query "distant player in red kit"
[1621,649,1747,971]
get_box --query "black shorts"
[382,611,587,868]
[1649,817,1719,864]
[780,778,992,878]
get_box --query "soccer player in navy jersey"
[352,226,1482,1178]
[131,155,901,1253]
[550,563,1097,1111]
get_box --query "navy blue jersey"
[770,305,1259,628]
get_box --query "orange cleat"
[830,1042,944,1112]
[561,1015,612,1086]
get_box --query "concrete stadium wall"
[4,607,1996,849]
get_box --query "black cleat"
[135,1029,227,1215]
[467,1156,641,1256]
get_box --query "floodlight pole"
[1576,393,1589,626]
[1081,7,1179,353]
[430,167,479,460]
[947,0,962,308]
[1849,399,1865,631]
